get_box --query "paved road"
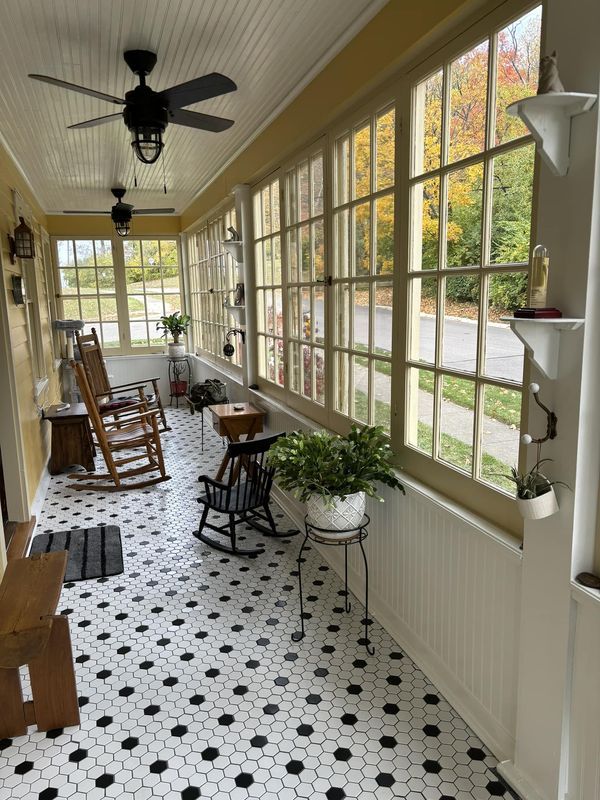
[310,301,523,383]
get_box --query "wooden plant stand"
[0,551,80,738]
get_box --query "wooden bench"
[0,551,80,738]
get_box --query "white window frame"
[52,235,184,355]
[187,203,242,370]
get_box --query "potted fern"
[268,425,404,538]
[156,312,190,358]
[503,459,568,520]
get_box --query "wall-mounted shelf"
[507,93,597,176]
[222,240,244,263]
[224,302,246,326]
[501,317,584,378]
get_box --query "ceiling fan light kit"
[29,48,237,166]
[63,187,175,237]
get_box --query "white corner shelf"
[222,240,244,262]
[501,317,584,378]
[507,93,597,176]
[224,302,246,326]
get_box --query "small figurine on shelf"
[514,244,562,319]
[233,283,245,306]
[537,51,565,94]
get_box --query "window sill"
[189,353,244,387]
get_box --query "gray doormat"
[29,525,123,582]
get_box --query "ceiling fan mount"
[29,50,237,164]
[123,49,158,78]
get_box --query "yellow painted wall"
[46,214,181,237]
[0,143,61,510]
[181,0,473,229]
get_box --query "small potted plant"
[503,458,568,520]
[268,424,404,539]
[156,312,191,359]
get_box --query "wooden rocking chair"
[68,360,171,492]
[75,328,169,431]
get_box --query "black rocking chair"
[193,434,297,555]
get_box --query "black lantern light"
[13,216,35,259]
[223,328,246,357]
[111,204,132,238]
[129,126,164,164]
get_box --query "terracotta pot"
[306,491,366,538]
[170,381,188,396]
[516,486,559,520]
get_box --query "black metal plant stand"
[292,514,374,655]
[167,356,191,408]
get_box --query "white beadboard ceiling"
[0,0,387,216]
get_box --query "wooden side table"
[209,402,266,480]
[44,403,95,475]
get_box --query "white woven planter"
[306,491,366,539]
[168,342,185,359]
[516,486,559,520]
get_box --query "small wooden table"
[0,551,80,737]
[209,402,266,480]
[44,403,95,475]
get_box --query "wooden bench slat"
[0,552,68,668]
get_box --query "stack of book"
[513,307,563,319]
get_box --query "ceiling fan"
[30,50,236,165]
[63,187,175,237]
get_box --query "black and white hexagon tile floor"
[0,407,512,800]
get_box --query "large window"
[187,205,241,366]
[332,104,396,433]
[404,5,541,491]
[254,176,284,388]
[123,239,181,349]
[55,237,182,353]
[284,146,326,410]
[56,238,120,349]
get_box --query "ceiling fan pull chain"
[132,146,138,188]
[161,149,167,194]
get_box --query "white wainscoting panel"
[258,391,523,761]
[567,587,600,800]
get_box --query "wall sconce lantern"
[223,328,246,357]
[12,216,35,260]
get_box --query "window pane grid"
[333,104,395,432]
[56,238,120,350]
[285,151,326,405]
[187,207,241,366]
[406,5,541,492]
[124,238,181,348]
[254,177,284,387]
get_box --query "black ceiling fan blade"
[63,210,111,215]
[169,108,234,132]
[29,74,125,105]
[133,208,176,215]
[68,112,124,130]
[158,72,237,110]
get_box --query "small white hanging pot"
[516,486,559,520]
[306,491,366,539]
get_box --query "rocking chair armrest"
[197,475,230,493]
[104,381,149,392]
[98,400,147,415]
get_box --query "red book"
[513,307,563,319]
